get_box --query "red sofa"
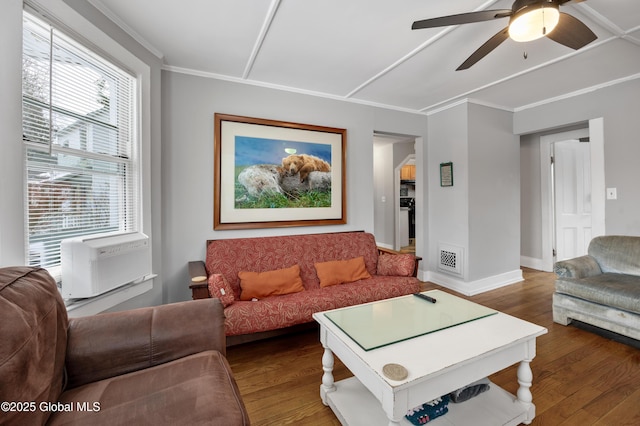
[189,231,421,345]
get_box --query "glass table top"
[323,290,497,351]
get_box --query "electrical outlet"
[607,188,617,200]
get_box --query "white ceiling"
[90,0,640,114]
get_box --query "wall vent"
[438,243,464,277]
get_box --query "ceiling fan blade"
[558,0,587,5]
[457,26,510,71]
[412,9,512,30]
[546,12,597,50]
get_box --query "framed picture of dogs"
[214,113,346,230]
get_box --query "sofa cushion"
[555,273,640,315]
[315,256,371,287]
[238,264,304,300]
[377,254,415,277]
[206,232,380,294]
[48,350,249,426]
[208,274,235,307]
[589,235,640,275]
[224,276,421,336]
[0,267,68,426]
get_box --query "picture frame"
[440,162,453,187]
[214,113,346,230]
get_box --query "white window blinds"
[22,11,138,274]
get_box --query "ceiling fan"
[412,0,597,70]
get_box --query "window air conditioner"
[61,232,151,299]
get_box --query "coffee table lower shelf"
[326,377,533,426]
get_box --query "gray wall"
[427,104,469,273]
[518,78,640,261]
[519,123,587,261]
[520,133,542,259]
[394,141,415,170]
[373,140,416,249]
[0,0,24,266]
[427,102,519,289]
[373,143,394,247]
[6,1,640,308]
[162,71,428,303]
[468,104,519,282]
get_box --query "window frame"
[22,10,140,278]
[15,1,154,298]
[22,10,140,280]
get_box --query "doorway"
[540,119,605,271]
[372,133,418,253]
[396,156,416,252]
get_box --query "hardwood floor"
[226,269,640,425]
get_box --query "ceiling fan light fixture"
[509,3,560,42]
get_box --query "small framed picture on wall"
[440,162,453,187]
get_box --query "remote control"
[413,293,437,303]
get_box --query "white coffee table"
[313,290,548,426]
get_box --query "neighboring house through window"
[22,10,138,280]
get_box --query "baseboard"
[520,256,549,272]
[426,269,524,296]
[376,241,394,250]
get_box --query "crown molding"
[425,98,513,116]
[420,35,616,114]
[88,0,164,59]
[163,65,428,116]
[515,72,640,112]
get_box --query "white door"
[538,119,604,271]
[553,140,592,261]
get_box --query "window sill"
[65,274,156,317]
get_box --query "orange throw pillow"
[238,264,304,300]
[315,256,372,288]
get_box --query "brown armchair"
[0,266,250,425]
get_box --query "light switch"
[381,196,386,203]
[607,188,617,200]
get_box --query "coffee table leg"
[320,346,336,405]
[517,359,535,424]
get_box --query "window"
[22,11,138,278]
